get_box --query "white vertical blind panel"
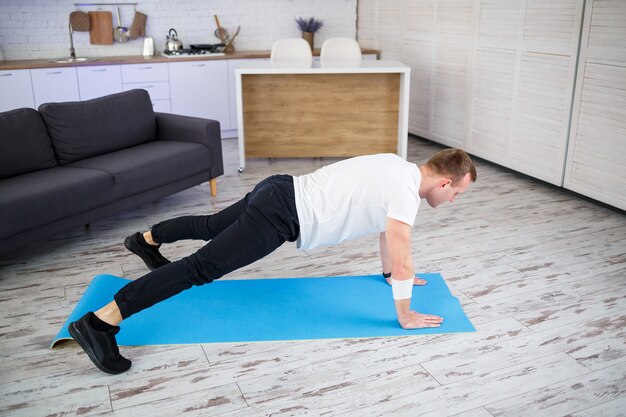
[436,0,474,37]
[523,0,579,54]
[377,35,402,60]
[478,0,523,47]
[469,48,516,162]
[511,53,572,184]
[402,40,432,136]
[432,43,469,146]
[567,62,626,207]
[564,0,626,209]
[357,0,376,43]
[377,0,402,35]
[588,0,626,51]
[403,0,435,36]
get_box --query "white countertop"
[236,59,410,75]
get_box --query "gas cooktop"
[162,44,226,58]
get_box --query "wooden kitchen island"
[235,60,410,171]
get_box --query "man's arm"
[379,232,392,276]
[385,218,443,329]
[380,232,427,286]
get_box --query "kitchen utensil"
[142,37,154,56]
[88,11,113,45]
[69,10,90,32]
[113,6,129,43]
[129,9,147,39]
[213,15,229,43]
[165,28,183,51]
[224,25,241,53]
[68,21,76,58]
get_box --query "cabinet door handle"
[141,84,154,89]
[192,64,205,67]
[0,73,12,77]
[46,71,63,75]
[91,68,107,72]
[137,66,152,70]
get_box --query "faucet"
[68,21,76,59]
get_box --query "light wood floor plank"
[484,360,626,417]
[339,353,590,417]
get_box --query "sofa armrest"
[155,112,224,179]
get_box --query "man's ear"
[437,178,452,189]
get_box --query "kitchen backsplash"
[0,0,356,60]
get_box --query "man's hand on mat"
[398,311,444,329]
[386,275,428,286]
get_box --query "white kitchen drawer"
[123,81,170,100]
[169,60,230,127]
[0,69,35,111]
[121,63,169,83]
[31,67,80,107]
[77,65,123,100]
[151,99,171,113]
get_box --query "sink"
[49,57,95,63]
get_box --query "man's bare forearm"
[379,232,392,274]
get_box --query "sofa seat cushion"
[0,167,114,239]
[39,89,157,165]
[67,140,212,199]
[0,108,57,179]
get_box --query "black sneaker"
[69,312,131,374]
[124,232,170,270]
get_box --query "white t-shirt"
[293,153,421,251]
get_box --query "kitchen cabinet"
[31,67,79,107]
[121,63,171,113]
[0,69,35,112]
[169,60,230,129]
[563,0,626,210]
[77,65,123,101]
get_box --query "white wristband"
[391,277,413,300]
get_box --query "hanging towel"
[129,10,147,39]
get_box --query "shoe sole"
[69,322,129,375]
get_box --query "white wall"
[0,0,356,60]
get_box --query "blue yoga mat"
[51,273,475,348]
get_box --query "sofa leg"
[209,178,217,197]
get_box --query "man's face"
[426,173,472,208]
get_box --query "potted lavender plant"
[296,17,324,50]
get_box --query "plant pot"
[302,31,314,50]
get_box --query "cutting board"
[88,11,113,45]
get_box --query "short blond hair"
[426,148,477,185]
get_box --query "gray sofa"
[0,89,223,254]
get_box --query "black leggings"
[114,175,300,319]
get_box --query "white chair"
[320,37,362,65]
[270,38,312,67]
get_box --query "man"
[69,148,477,374]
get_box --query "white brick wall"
[0,0,356,60]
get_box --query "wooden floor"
[0,137,625,417]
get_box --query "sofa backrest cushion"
[39,89,157,164]
[0,108,57,179]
